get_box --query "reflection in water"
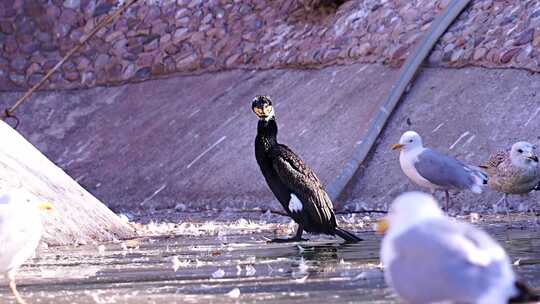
[0,224,538,303]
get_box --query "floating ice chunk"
[172,256,190,271]
[353,272,368,280]
[98,245,106,255]
[298,257,309,273]
[295,275,309,283]
[352,269,383,281]
[245,265,256,276]
[174,203,187,211]
[226,288,241,298]
[212,269,225,278]
[236,218,249,227]
[172,256,181,272]
[469,213,480,223]
[236,265,243,276]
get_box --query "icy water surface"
[1,222,539,303]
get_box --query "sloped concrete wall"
[0,121,134,245]
[0,63,398,213]
[2,63,539,215]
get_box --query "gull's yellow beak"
[38,202,55,211]
[527,155,539,162]
[376,218,390,235]
[391,143,404,151]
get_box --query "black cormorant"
[252,95,362,243]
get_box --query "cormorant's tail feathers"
[509,281,540,303]
[334,227,363,243]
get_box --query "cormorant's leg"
[9,278,27,304]
[269,225,308,243]
[444,190,450,212]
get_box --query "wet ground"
[1,214,539,304]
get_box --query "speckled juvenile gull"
[392,131,487,210]
[379,192,539,304]
[480,141,540,222]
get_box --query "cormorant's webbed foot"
[268,236,309,243]
[268,226,307,243]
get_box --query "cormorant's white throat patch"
[289,194,303,212]
[262,107,275,121]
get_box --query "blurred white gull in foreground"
[378,191,538,304]
[0,189,54,304]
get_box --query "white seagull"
[1,190,54,304]
[378,191,539,304]
[480,141,540,223]
[392,131,487,210]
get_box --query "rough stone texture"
[0,121,134,245]
[0,64,398,213]
[342,65,540,214]
[2,0,540,91]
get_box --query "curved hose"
[327,0,473,202]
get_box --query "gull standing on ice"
[392,131,487,210]
[480,141,540,222]
[1,190,54,304]
[377,191,539,304]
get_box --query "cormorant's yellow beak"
[252,105,274,119]
[38,202,55,211]
[253,106,265,117]
[391,143,404,151]
[376,218,390,235]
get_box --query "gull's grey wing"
[388,219,509,304]
[414,148,484,190]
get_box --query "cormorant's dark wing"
[268,145,335,227]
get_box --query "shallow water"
[1,222,539,303]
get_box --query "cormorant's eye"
[517,149,523,153]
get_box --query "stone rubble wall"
[1,0,539,91]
